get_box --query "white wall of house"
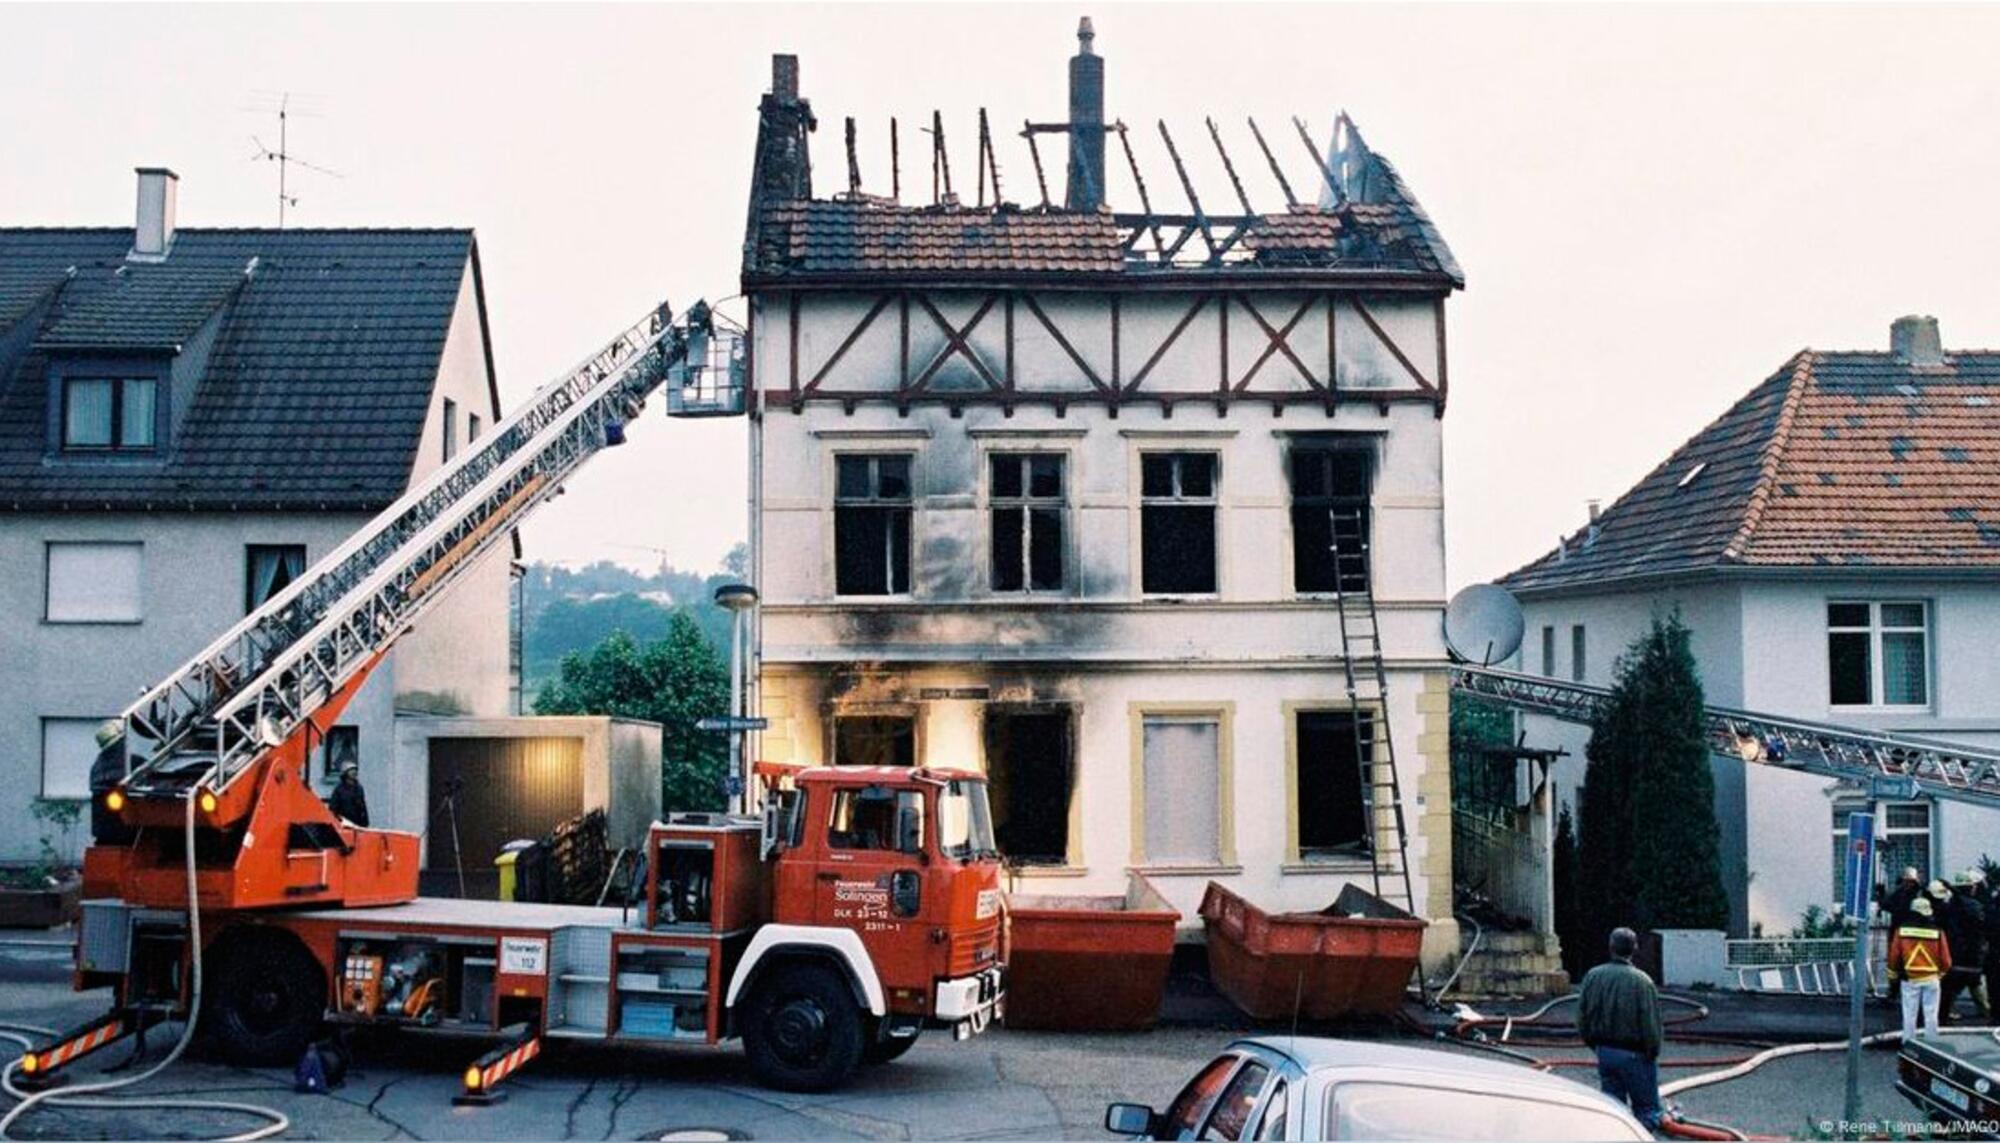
[1515,575,2000,937]
[750,288,1458,962]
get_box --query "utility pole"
[1841,809,1877,1135]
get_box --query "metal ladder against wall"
[120,302,722,798]
[1328,507,1417,914]
[1449,665,2000,811]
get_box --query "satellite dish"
[1444,584,1525,666]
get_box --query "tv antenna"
[245,91,341,227]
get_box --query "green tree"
[1576,613,1730,962]
[1552,800,1585,979]
[533,613,732,814]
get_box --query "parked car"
[1105,1037,1652,1141]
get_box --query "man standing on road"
[1890,895,1952,1040]
[1578,927,1664,1132]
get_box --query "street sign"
[696,716,769,733]
[1843,811,1877,918]
[1869,774,1921,801]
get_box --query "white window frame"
[985,450,1070,595]
[44,541,144,624]
[1137,451,1222,598]
[1827,599,1931,711]
[830,451,916,598]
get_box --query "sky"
[5,3,1998,589]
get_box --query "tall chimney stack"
[1890,315,1944,366]
[1065,17,1106,212]
[131,167,178,261]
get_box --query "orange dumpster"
[1004,872,1180,1031]
[1198,881,1425,1021]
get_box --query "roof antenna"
[246,92,342,228]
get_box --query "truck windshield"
[938,779,999,861]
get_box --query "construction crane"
[1450,664,2000,811]
[98,300,734,911]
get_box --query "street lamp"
[714,583,760,814]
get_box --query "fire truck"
[24,301,1005,1098]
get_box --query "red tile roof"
[1501,350,2000,592]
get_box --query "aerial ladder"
[1450,664,2000,811]
[95,299,743,912]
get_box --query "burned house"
[739,23,1463,954]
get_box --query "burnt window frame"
[1139,450,1221,596]
[1287,439,1374,596]
[1290,706,1377,861]
[832,452,915,597]
[988,451,1068,594]
[830,711,918,768]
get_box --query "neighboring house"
[740,28,1466,964]
[1499,316,2000,937]
[0,169,516,862]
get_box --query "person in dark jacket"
[1982,874,2000,1024]
[1578,927,1664,1130]
[327,766,370,827]
[87,720,135,847]
[1941,870,1988,1022]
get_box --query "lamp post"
[713,582,760,814]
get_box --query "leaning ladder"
[1329,506,1417,914]
[120,302,710,797]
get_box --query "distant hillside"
[521,543,747,693]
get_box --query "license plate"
[1932,1077,1972,1112]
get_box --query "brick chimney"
[1891,315,1944,366]
[1065,18,1106,212]
[743,54,816,271]
[130,167,178,261]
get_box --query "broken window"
[834,454,913,595]
[1140,715,1221,865]
[1140,452,1218,594]
[1288,442,1371,593]
[990,453,1065,592]
[833,714,915,768]
[982,708,1074,865]
[1295,710,1374,858]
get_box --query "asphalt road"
[0,937,1945,1140]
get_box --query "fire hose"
[0,779,290,1142]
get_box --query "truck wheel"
[200,928,327,1066]
[742,963,865,1092]
[863,1029,919,1065]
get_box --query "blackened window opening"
[1140,452,1218,594]
[983,709,1073,864]
[833,715,916,768]
[991,453,1065,592]
[834,454,913,595]
[1289,444,1372,594]
[1296,710,1374,856]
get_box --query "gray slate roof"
[0,228,488,511]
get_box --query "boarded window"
[62,377,156,451]
[245,543,307,612]
[1296,711,1373,857]
[983,709,1073,864]
[833,715,915,767]
[46,541,143,622]
[1141,715,1221,864]
[991,453,1065,592]
[1288,444,1371,593]
[834,454,913,595]
[41,717,108,800]
[1140,453,1218,594]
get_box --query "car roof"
[1232,1036,1613,1097]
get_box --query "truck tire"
[741,962,865,1092]
[200,928,327,1067]
[863,1029,919,1065]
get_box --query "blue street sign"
[696,716,770,733]
[1870,774,1921,801]
[1843,811,1877,918]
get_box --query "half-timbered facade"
[741,29,1464,961]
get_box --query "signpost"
[695,716,769,734]
[1842,810,1877,1133]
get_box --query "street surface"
[0,937,1930,1140]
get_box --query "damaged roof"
[0,228,489,512]
[1500,348,2000,593]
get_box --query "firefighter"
[327,765,370,827]
[1890,895,1952,1041]
[87,719,134,847]
[1941,869,1989,1022]
[1577,927,1664,1131]
[1882,866,1924,929]
[1983,872,2000,1025]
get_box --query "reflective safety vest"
[1890,925,1952,983]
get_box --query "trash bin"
[495,839,538,902]
[1198,882,1426,1021]
[1004,872,1181,1031]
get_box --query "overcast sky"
[6,3,1997,589]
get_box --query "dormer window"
[62,376,157,452]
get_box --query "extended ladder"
[121,301,725,798]
[1450,664,2000,811]
[1329,507,1417,914]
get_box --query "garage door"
[425,736,584,897]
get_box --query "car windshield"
[938,778,999,861]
